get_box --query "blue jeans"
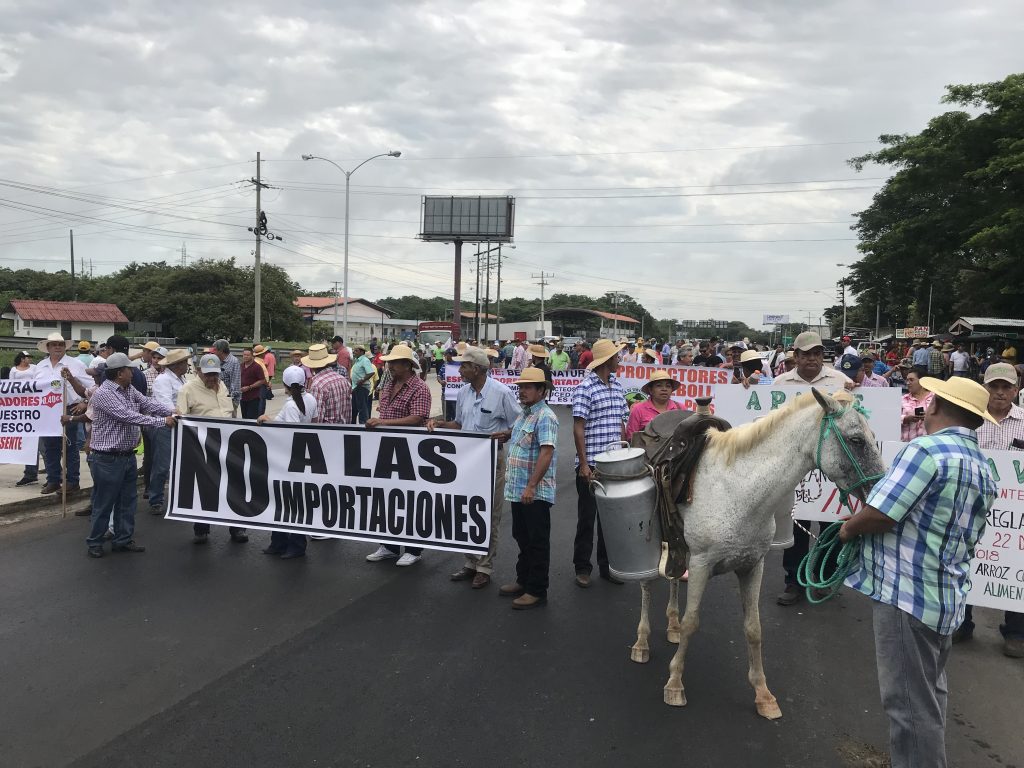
[147,426,173,509]
[41,420,83,486]
[86,453,138,547]
[352,386,371,424]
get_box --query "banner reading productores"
[443,365,586,406]
[0,377,66,464]
[167,417,496,554]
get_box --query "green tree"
[848,73,1024,327]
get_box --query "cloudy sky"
[0,1,1019,329]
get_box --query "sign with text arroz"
[0,377,66,464]
[167,417,497,555]
[880,441,1024,612]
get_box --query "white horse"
[628,388,885,719]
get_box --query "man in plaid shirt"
[840,376,997,768]
[571,338,628,588]
[303,344,352,425]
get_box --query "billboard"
[419,196,515,242]
[763,314,790,324]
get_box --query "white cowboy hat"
[37,332,66,353]
[301,344,337,369]
[919,376,997,424]
[641,369,681,394]
[158,349,191,367]
[380,344,416,363]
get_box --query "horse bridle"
[814,405,885,512]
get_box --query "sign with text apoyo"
[0,377,66,464]
[168,417,496,554]
[880,441,1024,612]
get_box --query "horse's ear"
[811,387,841,414]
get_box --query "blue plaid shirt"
[572,371,628,467]
[846,427,997,634]
[504,401,559,504]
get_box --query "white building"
[3,300,128,342]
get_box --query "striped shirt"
[977,403,1024,450]
[572,371,628,467]
[219,354,242,404]
[307,368,352,424]
[90,379,174,452]
[504,400,559,504]
[846,427,997,634]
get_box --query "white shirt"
[453,377,521,433]
[8,364,37,381]
[152,371,187,409]
[275,393,318,423]
[843,345,857,357]
[950,350,970,372]
[774,364,850,391]
[34,355,92,405]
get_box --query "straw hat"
[587,338,625,370]
[380,344,416,363]
[485,348,498,359]
[301,343,337,369]
[642,369,681,394]
[513,367,551,389]
[528,344,549,358]
[143,341,161,352]
[37,332,66,352]
[941,343,954,352]
[931,340,942,348]
[158,349,191,367]
[455,341,468,355]
[919,376,997,424]
[642,348,659,361]
[253,344,268,355]
[739,350,762,364]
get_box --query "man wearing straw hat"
[303,344,351,426]
[34,332,93,496]
[571,338,629,587]
[839,375,997,768]
[147,349,191,515]
[431,346,521,588]
[365,343,432,567]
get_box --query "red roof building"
[2,299,129,343]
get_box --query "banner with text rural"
[0,377,66,464]
[167,417,496,554]
[880,441,1024,612]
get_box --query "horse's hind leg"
[666,578,681,643]
[663,562,710,707]
[737,559,782,720]
[631,579,652,663]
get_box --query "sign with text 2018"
[881,441,1024,612]
[0,377,66,464]
[167,417,496,554]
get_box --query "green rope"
[796,522,861,603]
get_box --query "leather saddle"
[630,408,731,579]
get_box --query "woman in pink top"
[900,370,933,441]
[626,370,685,439]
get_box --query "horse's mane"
[707,389,853,465]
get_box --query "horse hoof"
[756,699,783,720]
[666,629,680,644]
[630,646,650,664]
[663,687,687,707]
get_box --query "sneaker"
[365,545,398,562]
[112,541,145,553]
[87,546,104,558]
[396,553,421,567]
[309,534,331,541]
[16,476,37,487]
[776,584,803,606]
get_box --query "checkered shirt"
[378,375,431,422]
[846,427,997,635]
[571,371,628,467]
[144,365,160,396]
[90,379,174,452]
[978,403,1024,450]
[307,368,352,424]
[219,353,242,404]
[504,400,559,504]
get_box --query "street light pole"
[301,151,401,342]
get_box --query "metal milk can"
[592,441,661,581]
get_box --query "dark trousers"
[962,605,1024,639]
[240,399,261,420]
[269,530,307,555]
[385,544,423,556]
[512,500,551,598]
[573,468,609,575]
[352,386,371,424]
[783,520,839,586]
[193,523,246,537]
[444,398,456,422]
[141,427,154,493]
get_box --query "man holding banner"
[432,347,521,589]
[34,332,92,496]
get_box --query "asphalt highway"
[1,407,1021,768]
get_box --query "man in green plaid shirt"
[839,376,997,768]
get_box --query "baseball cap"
[199,354,221,374]
[793,331,824,351]
[78,340,91,351]
[838,354,862,379]
[842,335,851,343]
[105,352,131,370]
[984,362,1018,386]
[282,366,306,388]
[454,347,489,368]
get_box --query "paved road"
[1,408,1021,768]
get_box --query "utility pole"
[331,281,342,337]
[181,242,187,267]
[483,241,492,342]
[474,244,482,341]
[836,280,847,338]
[610,290,622,339]
[249,152,270,344]
[495,244,503,342]
[531,272,554,326]
[69,230,76,300]
[927,283,933,334]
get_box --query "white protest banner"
[168,417,496,555]
[0,377,66,464]
[444,364,586,407]
[613,363,732,409]
[878,441,1024,612]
